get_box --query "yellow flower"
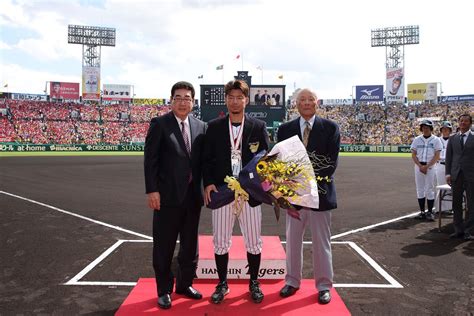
[256,161,268,174]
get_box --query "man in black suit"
[203,79,270,304]
[446,114,474,240]
[277,88,340,305]
[144,81,206,309]
[272,91,281,106]
[254,89,261,105]
[260,89,270,105]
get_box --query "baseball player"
[435,121,453,213]
[410,119,442,221]
[203,80,270,304]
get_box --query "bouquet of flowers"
[208,135,318,220]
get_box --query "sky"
[1,0,473,100]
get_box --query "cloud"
[1,0,474,98]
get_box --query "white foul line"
[66,239,402,288]
[65,239,150,286]
[332,241,403,288]
[331,211,420,240]
[3,189,405,289]
[0,190,152,240]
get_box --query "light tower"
[371,25,419,103]
[68,25,116,101]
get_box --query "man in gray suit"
[445,114,474,241]
[277,88,340,304]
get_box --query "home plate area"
[115,236,351,315]
[66,235,402,314]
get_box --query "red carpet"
[115,278,350,315]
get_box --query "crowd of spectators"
[305,102,472,145]
[1,100,171,145]
[0,99,472,145]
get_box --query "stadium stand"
[1,99,471,145]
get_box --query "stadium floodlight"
[371,25,419,69]
[68,25,116,101]
[371,25,419,47]
[68,25,116,47]
[68,25,116,68]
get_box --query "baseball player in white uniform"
[435,121,453,213]
[410,119,442,221]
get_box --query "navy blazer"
[277,116,340,211]
[203,114,270,207]
[144,112,206,207]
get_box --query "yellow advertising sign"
[133,98,168,105]
[407,83,437,101]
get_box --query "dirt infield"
[1,156,473,315]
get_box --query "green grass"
[1,151,410,158]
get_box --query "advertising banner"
[102,84,132,101]
[82,66,100,100]
[407,83,437,101]
[320,99,353,106]
[386,67,404,102]
[0,143,412,153]
[133,98,168,105]
[440,94,474,102]
[355,85,384,102]
[50,82,80,99]
[11,93,47,101]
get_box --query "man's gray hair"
[295,88,318,101]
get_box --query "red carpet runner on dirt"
[115,235,350,315]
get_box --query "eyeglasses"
[173,96,193,103]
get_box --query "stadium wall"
[0,143,410,153]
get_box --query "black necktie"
[460,134,465,150]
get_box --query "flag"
[236,54,240,59]
[256,66,262,70]
[3,84,7,88]
[198,75,203,79]
[216,65,224,70]
[278,75,283,79]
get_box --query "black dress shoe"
[449,232,464,239]
[211,280,229,304]
[279,284,299,298]
[318,290,331,304]
[157,294,171,309]
[176,286,202,299]
[414,212,426,220]
[249,280,264,303]
[464,232,473,241]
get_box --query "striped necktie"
[181,121,192,183]
[303,121,311,147]
[181,121,191,155]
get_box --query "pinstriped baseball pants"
[212,201,262,255]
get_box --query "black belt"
[419,162,427,166]
[439,161,445,165]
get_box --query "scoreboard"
[201,85,225,106]
[199,71,286,127]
